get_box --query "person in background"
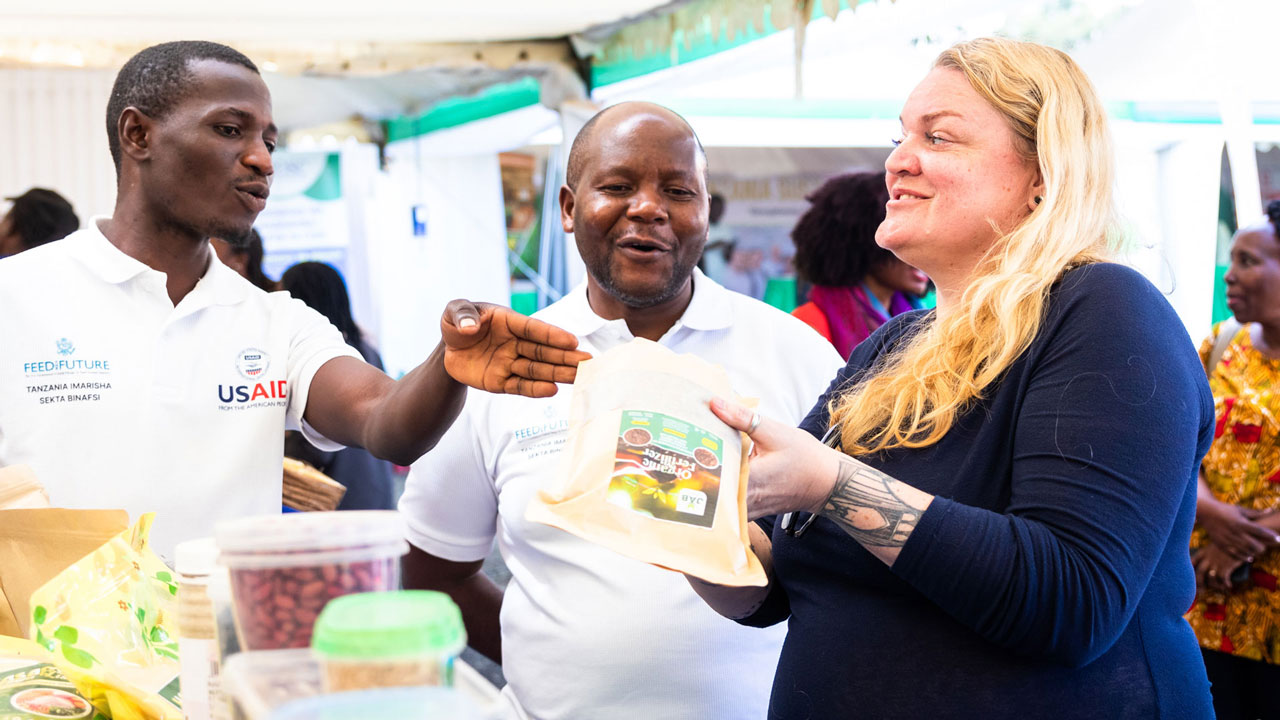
[689,37,1215,718]
[280,261,394,510]
[0,188,79,257]
[398,101,843,720]
[790,171,930,359]
[0,40,586,557]
[212,228,275,290]
[1186,201,1280,720]
[698,192,733,284]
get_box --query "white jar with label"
[176,537,229,720]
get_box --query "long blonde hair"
[830,37,1121,455]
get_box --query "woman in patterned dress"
[1187,200,1280,720]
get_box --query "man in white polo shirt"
[399,102,843,719]
[0,41,585,557]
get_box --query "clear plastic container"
[268,686,493,720]
[215,512,407,650]
[312,591,466,693]
[222,649,322,720]
[221,649,498,720]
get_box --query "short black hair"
[1267,199,1280,239]
[216,229,275,291]
[709,193,726,224]
[280,262,362,347]
[790,172,892,288]
[565,103,707,189]
[107,41,259,172]
[6,188,78,250]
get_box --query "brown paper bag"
[527,338,767,586]
[0,509,130,638]
[0,466,54,636]
[0,466,50,510]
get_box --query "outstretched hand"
[441,300,591,398]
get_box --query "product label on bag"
[0,657,103,719]
[608,411,723,528]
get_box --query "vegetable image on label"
[9,687,93,718]
[608,411,722,528]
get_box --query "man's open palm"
[440,300,590,398]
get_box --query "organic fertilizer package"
[527,338,767,586]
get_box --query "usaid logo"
[236,348,270,380]
[219,348,286,406]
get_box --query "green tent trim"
[384,76,542,143]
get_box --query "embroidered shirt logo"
[235,348,270,380]
[56,338,75,356]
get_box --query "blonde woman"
[690,38,1215,718]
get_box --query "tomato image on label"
[608,411,722,528]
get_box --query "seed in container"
[215,511,409,651]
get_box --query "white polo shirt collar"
[74,216,250,308]
[552,268,735,343]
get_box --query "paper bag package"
[527,338,767,587]
[0,509,130,639]
[0,466,51,510]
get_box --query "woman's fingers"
[1192,555,1208,588]
[709,397,755,432]
[1241,521,1280,545]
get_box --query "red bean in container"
[215,511,407,651]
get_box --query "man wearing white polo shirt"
[0,41,585,558]
[399,103,843,719]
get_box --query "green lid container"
[312,591,466,659]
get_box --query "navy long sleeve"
[743,264,1215,719]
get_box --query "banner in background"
[705,172,823,300]
[254,151,348,281]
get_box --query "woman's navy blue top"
[742,264,1215,719]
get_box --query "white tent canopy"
[0,1,675,47]
[0,0,1269,340]
[588,0,1275,337]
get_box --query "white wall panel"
[0,69,117,225]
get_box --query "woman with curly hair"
[790,172,930,359]
[688,37,1214,717]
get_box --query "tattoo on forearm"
[822,456,925,548]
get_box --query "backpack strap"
[1208,317,1243,374]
